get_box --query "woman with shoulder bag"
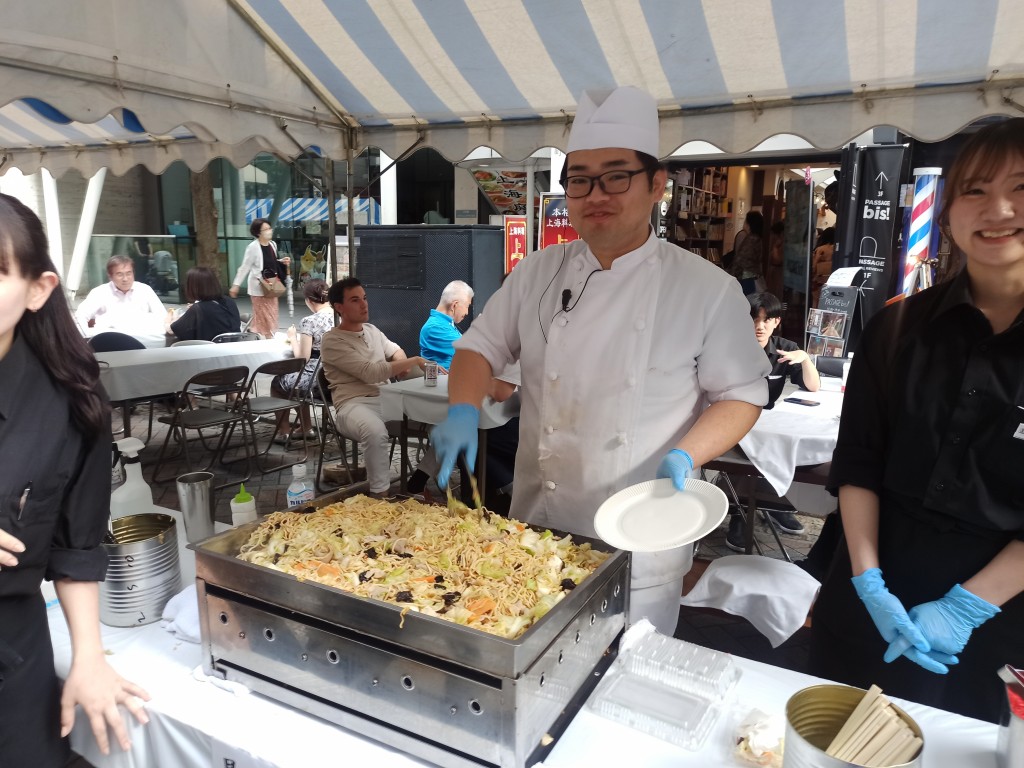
[229,218,291,339]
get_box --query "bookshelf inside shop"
[670,166,729,264]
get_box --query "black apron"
[0,592,68,767]
[810,502,1024,723]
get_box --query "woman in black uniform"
[809,119,1024,723]
[0,194,149,765]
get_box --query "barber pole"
[904,168,942,296]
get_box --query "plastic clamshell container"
[587,631,740,750]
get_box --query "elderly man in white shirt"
[75,255,168,347]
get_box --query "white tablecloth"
[737,383,844,496]
[379,375,518,429]
[48,614,997,768]
[96,340,291,402]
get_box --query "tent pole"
[347,143,357,276]
[41,169,63,278]
[326,158,336,284]
[66,168,107,298]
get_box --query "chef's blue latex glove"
[851,568,932,660]
[432,404,479,490]
[656,449,695,491]
[883,584,1000,674]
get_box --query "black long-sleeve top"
[829,269,1024,539]
[0,334,111,596]
[170,295,241,341]
[764,336,810,390]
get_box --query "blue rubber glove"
[884,584,1000,674]
[431,404,479,490]
[656,449,695,491]
[850,568,932,660]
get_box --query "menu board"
[808,283,863,358]
[473,169,528,215]
[805,308,849,358]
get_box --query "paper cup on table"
[175,471,216,543]
[784,684,923,767]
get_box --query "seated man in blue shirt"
[419,280,474,371]
[725,292,820,550]
[411,280,478,497]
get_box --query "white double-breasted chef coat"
[455,232,770,596]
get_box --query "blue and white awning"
[245,197,379,224]
[2,0,1023,175]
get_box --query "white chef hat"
[567,86,660,158]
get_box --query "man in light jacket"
[431,86,770,634]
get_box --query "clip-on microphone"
[561,289,572,312]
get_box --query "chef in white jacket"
[433,86,770,634]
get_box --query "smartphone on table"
[783,397,820,407]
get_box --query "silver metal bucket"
[100,513,181,627]
[784,684,923,768]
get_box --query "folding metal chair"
[310,363,359,494]
[151,365,255,488]
[243,357,311,472]
[212,331,262,343]
[703,449,831,562]
[89,332,156,441]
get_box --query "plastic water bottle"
[841,353,853,393]
[109,437,153,521]
[286,464,315,508]
[230,483,258,526]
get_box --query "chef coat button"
[617,433,628,446]
[978,343,989,352]
[549,371,558,381]
[627,376,637,387]
[950,433,961,444]
[545,480,557,490]
[967,388,977,396]
[558,316,568,327]
[634,319,646,331]
[544,425,554,434]
[935,482,946,492]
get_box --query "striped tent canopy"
[2,0,1023,176]
[245,196,379,223]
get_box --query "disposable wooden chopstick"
[893,735,923,764]
[867,727,915,767]
[824,683,922,767]
[853,711,902,765]
[826,684,884,755]
[835,703,891,761]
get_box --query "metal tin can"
[424,360,438,387]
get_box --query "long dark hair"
[184,266,224,302]
[0,194,107,438]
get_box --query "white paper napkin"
[679,556,820,647]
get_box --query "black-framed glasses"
[563,168,647,198]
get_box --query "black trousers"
[810,506,1023,723]
[0,592,68,767]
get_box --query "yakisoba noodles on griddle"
[236,495,609,639]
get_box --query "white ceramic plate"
[593,478,728,552]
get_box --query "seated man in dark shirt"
[724,292,821,551]
[751,291,820,392]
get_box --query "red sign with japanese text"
[539,194,580,249]
[504,215,527,273]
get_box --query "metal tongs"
[445,471,483,514]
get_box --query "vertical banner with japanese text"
[539,194,580,250]
[503,215,527,273]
